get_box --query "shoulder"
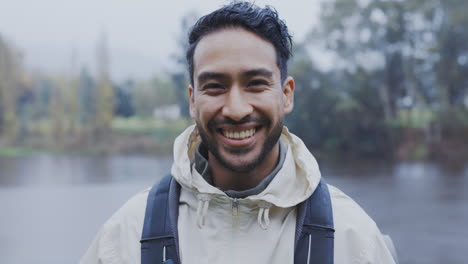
[80,188,150,264]
[327,184,396,264]
[111,187,151,224]
[328,184,375,228]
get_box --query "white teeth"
[223,128,256,139]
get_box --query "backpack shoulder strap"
[294,179,335,264]
[141,174,181,264]
[141,175,333,263]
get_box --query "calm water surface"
[0,154,467,264]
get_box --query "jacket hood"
[170,124,321,208]
[82,125,397,264]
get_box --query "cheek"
[194,96,224,121]
[250,92,283,114]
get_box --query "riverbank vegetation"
[1,0,467,161]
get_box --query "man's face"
[189,28,294,173]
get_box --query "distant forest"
[0,0,467,160]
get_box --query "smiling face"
[189,28,294,173]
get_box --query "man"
[81,2,397,263]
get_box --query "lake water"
[0,154,467,264]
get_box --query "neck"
[208,143,280,191]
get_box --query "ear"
[282,76,295,114]
[189,84,196,119]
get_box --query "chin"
[217,148,265,173]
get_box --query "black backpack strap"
[142,175,333,263]
[294,179,335,264]
[141,174,181,264]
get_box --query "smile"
[222,128,256,140]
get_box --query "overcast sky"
[0,0,321,80]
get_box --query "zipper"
[231,198,239,216]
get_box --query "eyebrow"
[241,68,273,79]
[196,68,274,86]
[197,72,230,85]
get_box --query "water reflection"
[320,158,468,264]
[0,154,467,264]
[0,154,173,186]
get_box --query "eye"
[248,79,269,88]
[202,83,224,90]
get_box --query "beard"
[196,115,283,173]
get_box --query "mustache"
[208,116,269,127]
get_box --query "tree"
[49,75,67,146]
[66,49,80,136]
[171,11,199,118]
[132,75,176,117]
[0,35,22,144]
[114,80,135,118]
[287,43,390,155]
[95,32,114,138]
[78,67,96,125]
[315,0,410,121]
[316,0,468,111]
[432,0,468,107]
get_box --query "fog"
[0,0,320,80]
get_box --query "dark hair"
[186,1,293,86]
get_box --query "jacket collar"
[170,125,322,208]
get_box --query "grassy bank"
[0,118,193,156]
[1,116,467,162]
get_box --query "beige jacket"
[81,125,396,264]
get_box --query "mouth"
[214,124,263,147]
[221,128,256,140]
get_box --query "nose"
[222,87,253,121]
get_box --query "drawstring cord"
[257,201,272,230]
[196,194,211,229]
[196,194,273,230]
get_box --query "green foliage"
[132,75,177,117]
[114,80,135,117]
[171,11,199,118]
[437,105,468,133]
[286,45,339,149]
[393,108,434,128]
[0,147,35,157]
[286,0,466,157]
[1,1,467,159]
[0,35,21,144]
[111,117,192,141]
[287,43,392,156]
[79,68,96,124]
[410,143,430,160]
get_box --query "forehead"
[193,28,279,80]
